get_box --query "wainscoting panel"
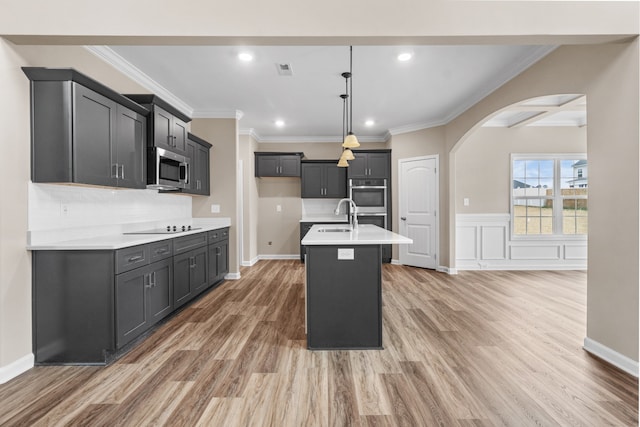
[456,214,587,270]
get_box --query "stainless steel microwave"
[147,147,190,190]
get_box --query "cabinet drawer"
[208,227,230,244]
[174,232,208,254]
[149,240,173,263]
[116,245,149,274]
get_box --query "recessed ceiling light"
[397,52,413,62]
[365,119,375,126]
[238,52,254,62]
[275,120,285,127]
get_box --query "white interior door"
[399,156,438,269]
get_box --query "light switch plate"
[338,248,354,260]
[211,204,220,213]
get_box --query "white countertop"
[300,215,349,223]
[27,218,231,250]
[301,224,413,246]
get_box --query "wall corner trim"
[224,272,241,280]
[438,266,458,275]
[583,337,639,378]
[0,353,34,384]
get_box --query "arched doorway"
[452,94,588,270]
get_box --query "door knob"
[401,217,407,221]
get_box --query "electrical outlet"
[211,204,220,213]
[276,205,282,212]
[61,204,69,216]
[463,198,470,207]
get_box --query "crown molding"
[84,46,194,118]
[192,109,244,120]
[388,120,447,136]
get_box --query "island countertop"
[301,224,413,246]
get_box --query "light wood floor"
[0,261,637,426]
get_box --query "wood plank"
[0,262,635,426]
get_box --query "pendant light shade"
[342,148,355,160]
[342,133,360,148]
[337,156,349,167]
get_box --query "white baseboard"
[390,259,401,265]
[583,337,638,377]
[438,266,458,275]
[241,256,260,267]
[224,272,241,280]
[0,353,33,384]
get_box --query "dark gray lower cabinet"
[32,227,230,365]
[116,258,173,348]
[306,245,382,349]
[173,246,208,309]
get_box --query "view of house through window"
[512,155,588,236]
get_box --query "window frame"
[510,153,588,241]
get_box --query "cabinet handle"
[151,271,156,287]
[155,248,168,255]
[167,135,173,147]
[216,247,221,256]
[189,256,195,268]
[128,255,143,262]
[112,163,119,179]
[120,164,125,180]
[145,274,153,289]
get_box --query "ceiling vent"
[276,63,293,76]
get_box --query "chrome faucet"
[335,198,358,229]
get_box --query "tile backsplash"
[301,198,347,216]
[29,183,192,231]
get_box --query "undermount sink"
[317,227,353,233]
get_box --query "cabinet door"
[196,143,210,195]
[191,246,209,294]
[147,259,173,325]
[153,106,174,151]
[367,153,390,178]
[301,163,323,198]
[173,251,193,308]
[324,163,347,198]
[256,156,278,177]
[217,240,229,280]
[208,244,219,285]
[347,155,368,178]
[116,267,148,347]
[73,83,117,187]
[115,104,146,189]
[172,117,188,154]
[279,155,301,177]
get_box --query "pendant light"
[342,46,360,149]
[337,93,351,167]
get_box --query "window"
[512,155,587,237]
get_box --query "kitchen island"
[301,224,412,350]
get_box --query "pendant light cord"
[349,46,353,135]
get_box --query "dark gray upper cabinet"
[23,68,148,189]
[184,133,211,196]
[255,152,304,177]
[347,150,391,179]
[124,94,192,155]
[301,161,347,198]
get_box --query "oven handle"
[355,212,387,216]
[350,185,387,189]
